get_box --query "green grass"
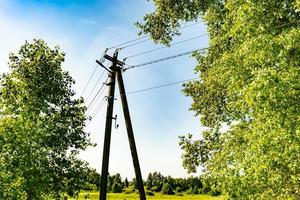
[73,191,223,200]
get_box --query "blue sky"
[0,0,209,179]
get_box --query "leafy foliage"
[138,0,300,199]
[145,171,209,195]
[112,183,122,193]
[0,40,92,199]
[80,171,215,195]
[161,183,174,195]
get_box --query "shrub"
[124,186,136,194]
[193,186,200,195]
[161,183,174,195]
[209,189,221,196]
[111,183,122,193]
[175,186,182,193]
[146,191,155,196]
[187,187,193,194]
[82,183,97,191]
[151,186,160,192]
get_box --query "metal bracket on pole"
[96,60,111,73]
[112,115,119,129]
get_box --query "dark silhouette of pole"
[116,67,146,200]
[98,51,146,200]
[99,53,118,200]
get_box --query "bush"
[161,183,174,195]
[146,191,155,196]
[199,188,203,194]
[82,183,97,191]
[124,186,136,194]
[151,186,160,192]
[209,189,221,196]
[193,186,199,195]
[111,183,122,193]
[187,187,193,194]
[175,186,182,193]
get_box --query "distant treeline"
[81,170,220,196]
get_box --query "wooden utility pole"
[98,51,146,200]
[99,52,117,200]
[116,67,146,200]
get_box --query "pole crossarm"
[104,54,125,66]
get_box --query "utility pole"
[116,67,146,200]
[99,52,117,200]
[97,50,146,200]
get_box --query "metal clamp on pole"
[112,115,119,129]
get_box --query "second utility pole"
[98,50,146,200]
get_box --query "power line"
[117,38,151,50]
[90,97,107,118]
[107,19,298,53]
[87,85,107,112]
[124,47,208,71]
[81,65,98,96]
[88,86,107,114]
[118,22,203,50]
[87,77,108,110]
[122,21,300,70]
[123,33,208,60]
[88,21,299,117]
[85,69,106,102]
[107,35,149,50]
[124,78,198,95]
[90,77,198,118]
[108,21,202,50]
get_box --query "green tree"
[130,178,138,190]
[138,0,300,199]
[146,172,153,190]
[0,40,92,199]
[123,178,129,189]
[161,183,174,195]
[111,182,122,193]
[187,187,193,195]
[83,169,100,190]
[193,186,200,195]
[175,186,182,193]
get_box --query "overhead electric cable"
[87,86,107,113]
[86,69,106,102]
[107,35,149,50]
[123,21,300,71]
[87,77,108,110]
[123,33,208,60]
[91,77,198,118]
[124,47,208,71]
[117,38,152,50]
[125,78,199,95]
[81,65,98,96]
[107,20,298,52]
[108,21,202,50]
[90,97,107,118]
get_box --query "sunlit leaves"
[0,40,91,199]
[139,0,300,199]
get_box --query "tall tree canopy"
[0,40,91,199]
[138,0,300,199]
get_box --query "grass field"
[73,192,223,200]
